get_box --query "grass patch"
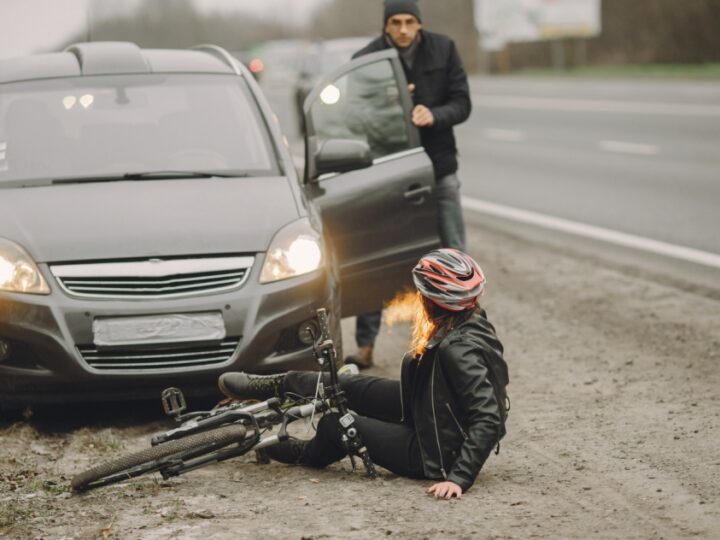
[510,63,720,79]
[0,501,33,530]
[26,478,67,496]
[76,428,126,453]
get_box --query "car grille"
[77,337,241,371]
[50,256,254,299]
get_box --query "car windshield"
[0,73,278,185]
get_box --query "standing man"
[346,0,472,369]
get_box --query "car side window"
[309,59,410,161]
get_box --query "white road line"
[484,128,527,142]
[473,94,720,117]
[462,196,720,270]
[598,140,660,156]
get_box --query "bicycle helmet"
[412,248,486,312]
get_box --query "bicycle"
[71,308,377,492]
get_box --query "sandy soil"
[2,217,719,539]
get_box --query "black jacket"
[353,30,472,179]
[400,310,508,491]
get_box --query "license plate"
[92,312,226,347]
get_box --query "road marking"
[462,196,720,270]
[598,140,660,156]
[473,94,720,117]
[484,128,527,142]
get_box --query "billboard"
[475,0,602,50]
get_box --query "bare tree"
[61,0,302,53]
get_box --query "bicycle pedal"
[161,387,187,418]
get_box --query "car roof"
[0,42,240,84]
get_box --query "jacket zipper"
[430,360,447,479]
[445,402,469,440]
[399,367,405,423]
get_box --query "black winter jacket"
[399,310,508,491]
[353,30,472,179]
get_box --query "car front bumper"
[0,262,333,405]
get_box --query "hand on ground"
[427,481,462,499]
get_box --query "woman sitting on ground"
[219,249,509,499]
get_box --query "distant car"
[294,37,373,135]
[246,39,311,85]
[0,42,439,409]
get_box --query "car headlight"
[260,218,324,284]
[0,238,50,294]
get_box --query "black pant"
[283,371,425,479]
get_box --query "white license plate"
[92,312,226,347]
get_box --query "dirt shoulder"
[2,217,719,539]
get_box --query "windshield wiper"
[51,171,247,185]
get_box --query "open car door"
[302,49,440,317]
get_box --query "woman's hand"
[426,481,462,499]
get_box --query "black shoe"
[345,345,374,370]
[218,372,286,401]
[266,437,310,465]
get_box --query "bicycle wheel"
[71,424,247,491]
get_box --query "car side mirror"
[312,139,372,180]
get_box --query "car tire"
[0,404,24,423]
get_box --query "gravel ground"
[2,217,719,539]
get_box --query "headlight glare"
[0,238,50,294]
[260,219,323,283]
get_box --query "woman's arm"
[439,339,503,492]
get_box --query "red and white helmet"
[412,249,486,312]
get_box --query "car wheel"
[0,403,24,423]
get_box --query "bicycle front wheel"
[71,424,247,492]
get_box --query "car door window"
[309,59,411,160]
[302,50,438,316]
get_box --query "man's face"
[384,14,421,48]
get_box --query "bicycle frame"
[156,398,329,480]
[152,308,376,480]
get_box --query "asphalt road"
[458,76,720,255]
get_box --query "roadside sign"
[475,0,602,50]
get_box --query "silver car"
[0,42,438,408]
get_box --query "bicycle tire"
[71,424,247,491]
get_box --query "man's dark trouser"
[282,371,425,479]
[354,172,467,347]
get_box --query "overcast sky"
[0,0,328,59]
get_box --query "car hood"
[0,177,300,263]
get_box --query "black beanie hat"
[384,0,422,24]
